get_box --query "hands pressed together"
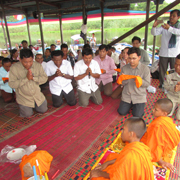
[27,69,33,80]
[86,67,92,76]
[55,69,63,77]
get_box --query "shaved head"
[156,98,173,114]
[125,117,147,139]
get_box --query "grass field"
[0,26,161,49]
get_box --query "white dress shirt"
[111,52,119,76]
[45,60,73,96]
[151,24,180,58]
[74,59,101,94]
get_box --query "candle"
[33,166,38,180]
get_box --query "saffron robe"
[92,142,154,180]
[141,116,180,162]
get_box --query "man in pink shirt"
[94,44,116,96]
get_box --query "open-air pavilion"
[0,0,180,180]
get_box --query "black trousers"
[112,75,117,83]
[52,90,77,107]
[117,100,145,117]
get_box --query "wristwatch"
[62,73,65,77]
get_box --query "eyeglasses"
[128,57,138,61]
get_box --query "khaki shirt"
[121,62,150,104]
[9,61,48,108]
[164,71,180,102]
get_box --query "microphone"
[89,72,90,79]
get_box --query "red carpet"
[0,93,121,180]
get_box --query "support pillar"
[144,0,150,50]
[1,17,8,50]
[101,1,104,44]
[59,13,63,44]
[82,0,87,44]
[25,12,32,45]
[36,0,45,55]
[1,3,11,50]
[152,0,159,64]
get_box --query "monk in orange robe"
[90,117,154,180]
[141,98,180,172]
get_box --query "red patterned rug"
[0,79,179,180]
[0,91,121,180]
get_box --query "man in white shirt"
[35,54,46,72]
[35,54,48,90]
[151,9,180,88]
[45,50,77,107]
[90,33,96,48]
[74,48,103,107]
[107,45,119,83]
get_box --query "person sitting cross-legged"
[141,98,180,172]
[45,50,77,108]
[90,117,154,180]
[117,47,150,117]
[9,49,48,117]
[74,48,103,107]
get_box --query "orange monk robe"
[141,116,180,162]
[92,142,154,180]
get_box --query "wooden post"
[1,17,8,50]
[25,11,32,45]
[59,13,63,44]
[109,0,180,46]
[36,0,45,55]
[152,0,159,64]
[1,3,11,50]
[101,1,104,44]
[144,0,150,50]
[82,0,87,44]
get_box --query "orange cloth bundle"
[2,77,9,81]
[117,74,142,88]
[19,150,53,180]
[114,69,121,73]
[101,69,104,74]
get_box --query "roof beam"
[42,5,82,14]
[107,4,130,10]
[2,5,25,13]
[39,0,58,8]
